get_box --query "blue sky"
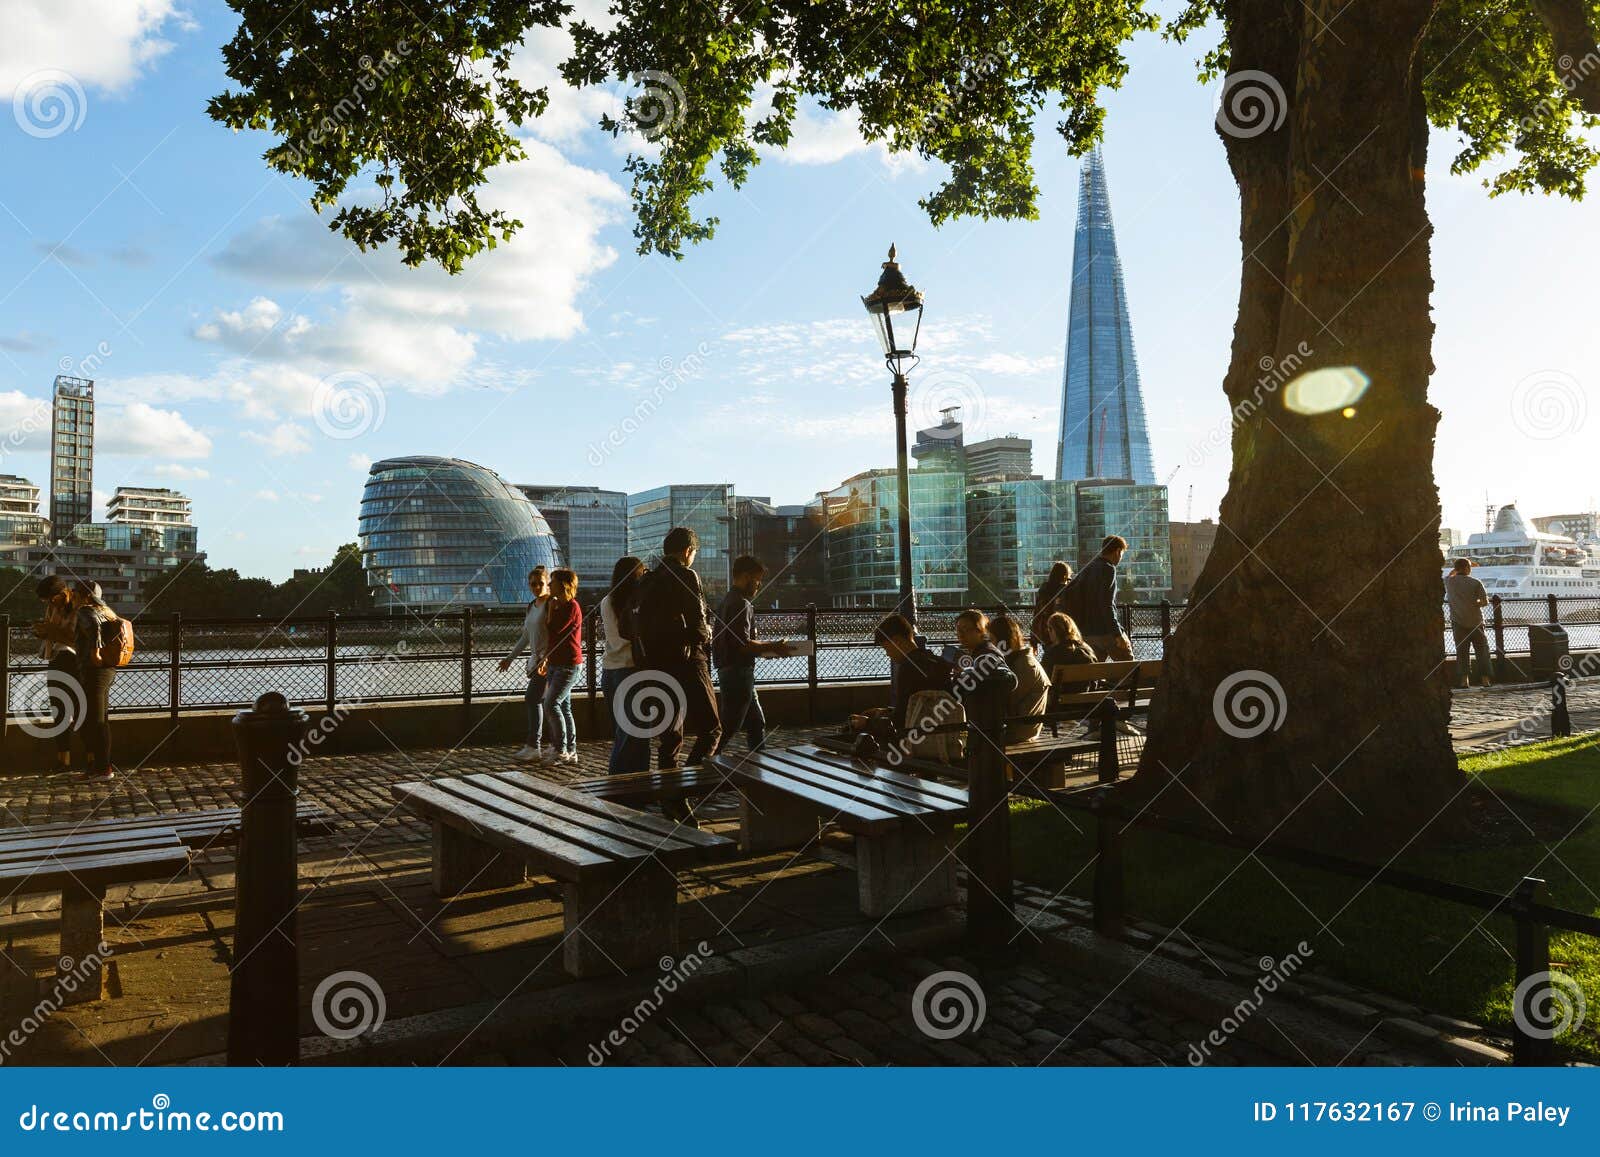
[0,1,1595,580]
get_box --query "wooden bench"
[9,802,334,853]
[0,826,190,1003]
[709,745,968,918]
[391,770,733,977]
[1049,658,1163,717]
[568,765,737,809]
[814,723,1097,791]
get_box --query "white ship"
[1450,504,1600,597]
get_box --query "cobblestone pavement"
[1447,679,1600,751]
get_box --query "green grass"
[1010,735,1600,1061]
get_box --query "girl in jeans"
[599,556,650,774]
[69,582,120,782]
[541,569,584,766]
[499,567,550,761]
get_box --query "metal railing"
[4,594,1598,723]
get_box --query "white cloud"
[0,1,183,97]
[347,453,371,473]
[243,424,312,457]
[254,490,279,503]
[153,463,209,481]
[98,401,212,459]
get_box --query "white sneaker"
[513,745,540,761]
[557,752,579,766]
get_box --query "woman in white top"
[599,556,649,774]
[499,566,550,761]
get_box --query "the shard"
[1055,148,1156,485]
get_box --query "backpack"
[632,565,692,665]
[89,609,135,668]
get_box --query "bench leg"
[58,880,108,1005]
[737,783,822,854]
[431,821,527,897]
[561,862,679,978]
[856,825,957,918]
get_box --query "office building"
[1056,148,1156,485]
[0,475,49,546]
[359,456,562,612]
[627,484,735,599]
[820,468,968,607]
[516,485,628,594]
[1075,481,1172,600]
[0,523,204,612]
[966,478,1078,606]
[911,407,965,473]
[107,486,198,552]
[964,435,1034,482]
[732,496,828,607]
[50,375,94,537]
[1169,518,1219,601]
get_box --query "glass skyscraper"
[821,468,968,607]
[626,484,735,599]
[359,456,562,612]
[516,484,628,595]
[966,479,1079,607]
[1056,148,1156,485]
[50,375,94,538]
[1074,481,1172,600]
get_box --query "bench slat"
[790,745,970,807]
[392,780,612,878]
[571,767,733,806]
[0,844,191,898]
[711,755,904,833]
[733,750,939,818]
[448,775,706,865]
[2,803,329,848]
[491,772,730,851]
[757,749,967,817]
[0,830,183,867]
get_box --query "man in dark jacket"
[1065,535,1133,660]
[635,526,722,775]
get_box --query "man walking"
[1065,535,1134,661]
[635,526,723,776]
[1445,557,1493,688]
[712,555,786,756]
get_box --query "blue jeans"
[542,664,583,754]
[714,664,765,754]
[602,666,652,775]
[523,670,548,746]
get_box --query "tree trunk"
[1136,0,1462,851]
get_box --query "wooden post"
[1551,678,1571,739]
[168,611,182,724]
[1491,595,1506,678]
[228,691,310,1066]
[1090,696,1121,784]
[963,687,1016,944]
[1510,876,1554,1066]
[1091,792,1125,937]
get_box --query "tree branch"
[1531,0,1600,112]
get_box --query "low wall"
[0,680,894,774]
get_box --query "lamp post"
[862,244,924,627]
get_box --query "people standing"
[987,614,1049,743]
[499,566,551,761]
[1445,557,1493,688]
[600,555,651,774]
[712,555,787,756]
[32,575,81,772]
[1065,535,1134,660]
[634,526,722,777]
[1031,561,1073,644]
[541,569,584,766]
[69,581,121,781]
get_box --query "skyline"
[0,3,1595,581]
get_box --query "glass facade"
[0,474,48,546]
[1056,149,1156,485]
[1074,481,1172,600]
[821,469,968,606]
[966,479,1079,608]
[359,456,562,612]
[516,485,628,596]
[50,375,94,537]
[626,484,734,599]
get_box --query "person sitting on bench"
[847,613,959,760]
[987,614,1049,743]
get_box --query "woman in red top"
[540,569,584,766]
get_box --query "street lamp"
[862,244,924,626]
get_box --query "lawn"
[1010,735,1600,1061]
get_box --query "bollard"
[1551,677,1572,739]
[228,691,310,1066]
[1090,697,1122,784]
[963,688,1017,945]
[1091,790,1126,937]
[1510,876,1554,1066]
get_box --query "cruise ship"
[1450,504,1600,597]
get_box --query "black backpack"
[632,566,687,665]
